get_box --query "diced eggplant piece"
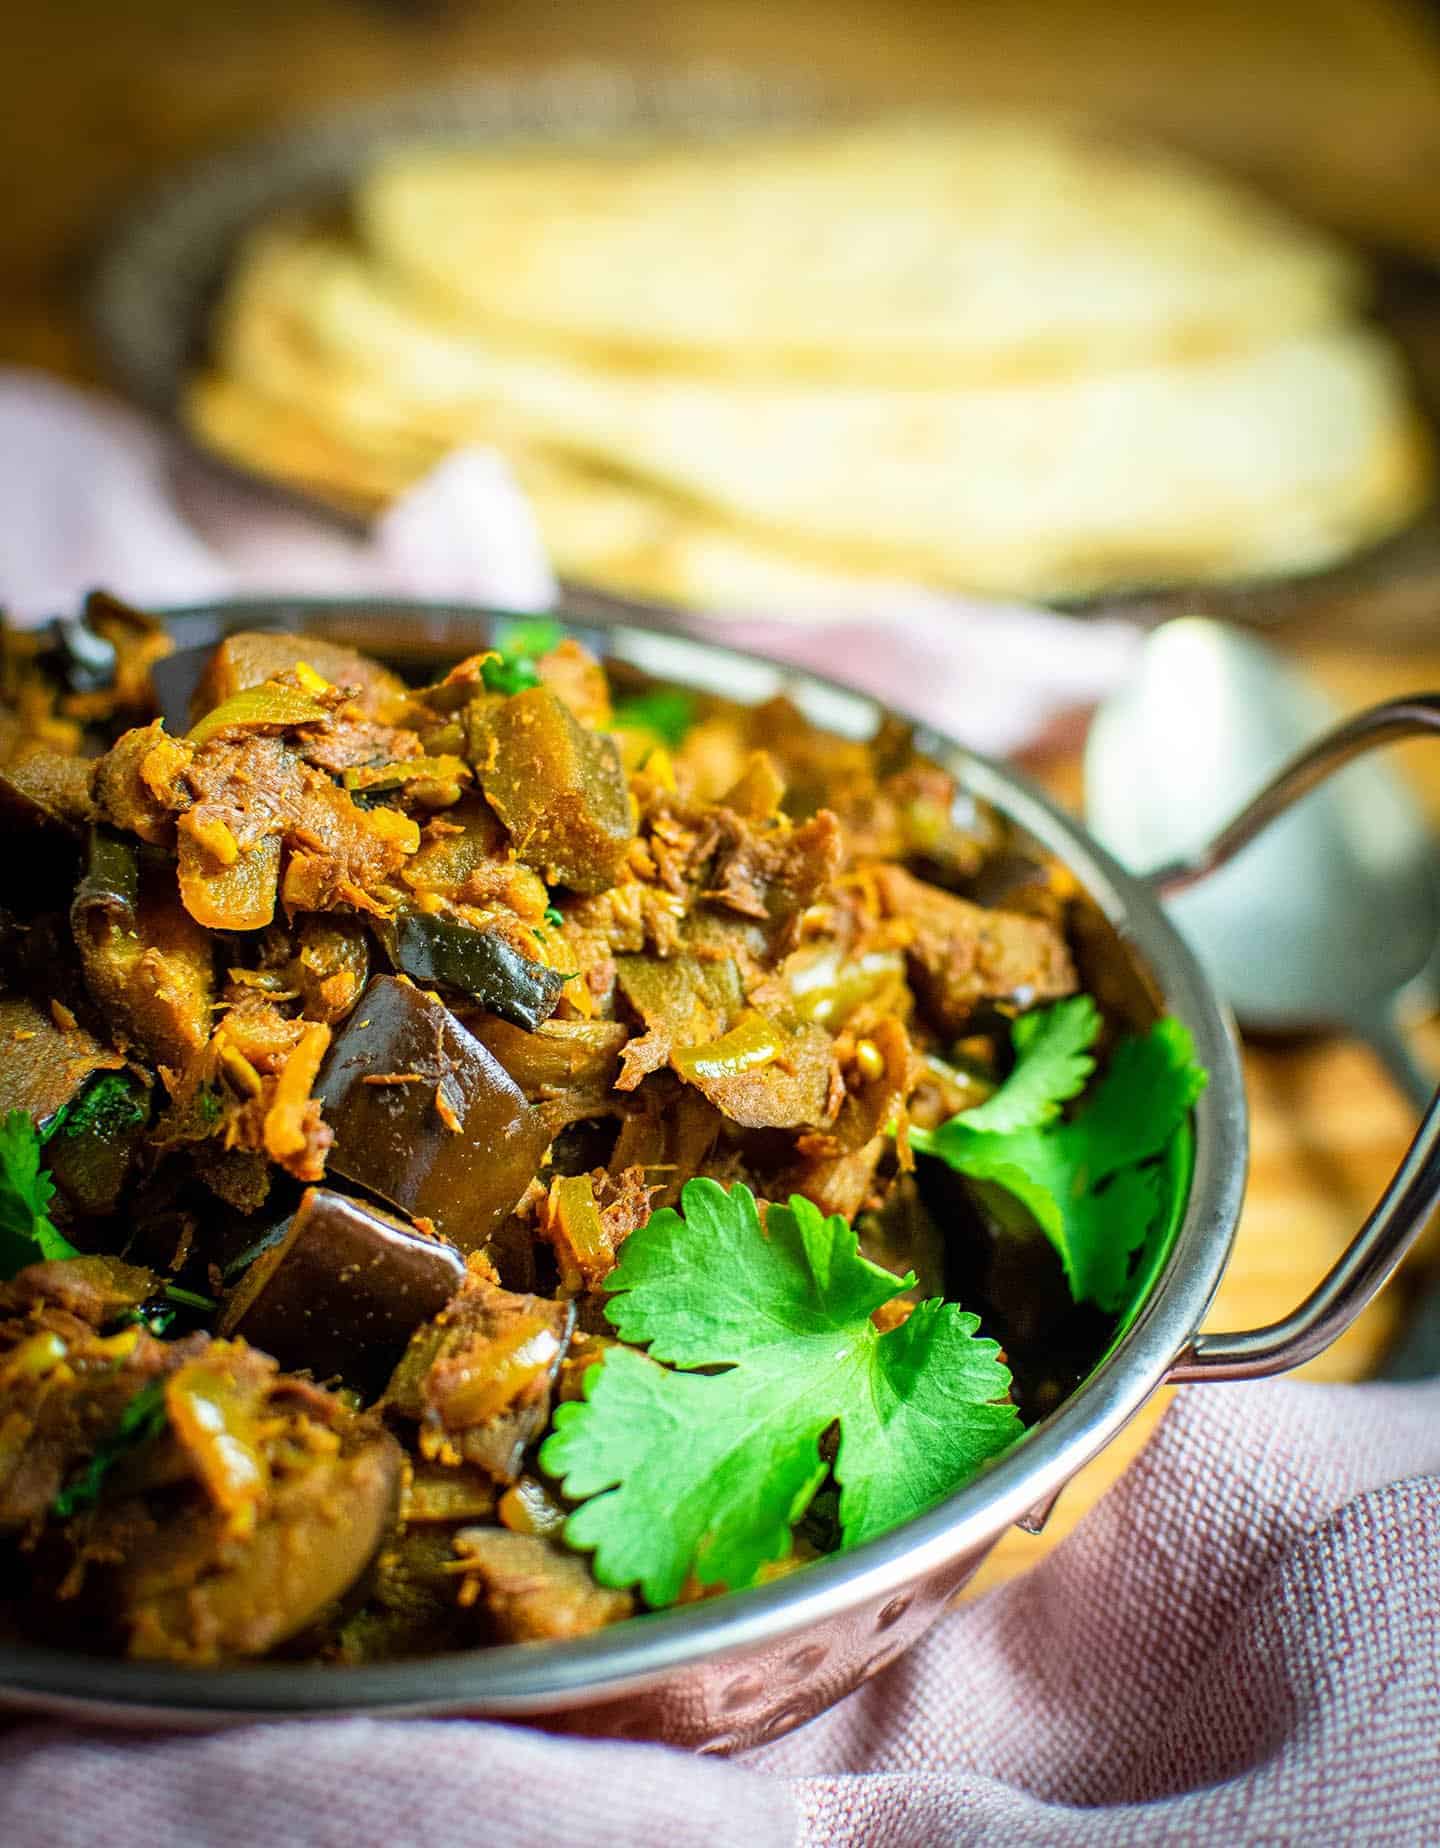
[0,749,91,833]
[314,976,550,1252]
[380,911,567,1032]
[190,630,407,724]
[72,827,215,1068]
[450,1528,633,1642]
[220,1186,466,1396]
[0,993,125,1127]
[466,1015,629,1108]
[119,1420,403,1664]
[405,1461,497,1525]
[476,686,633,893]
[0,756,88,909]
[384,1278,575,1485]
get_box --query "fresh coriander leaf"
[540,1179,1020,1606]
[0,1110,80,1278]
[1113,1118,1195,1340]
[53,1378,169,1519]
[481,619,565,696]
[953,995,1099,1135]
[494,617,564,659]
[544,905,564,930]
[912,1016,1206,1311]
[611,688,695,749]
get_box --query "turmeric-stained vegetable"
[382,911,568,1032]
[189,631,406,723]
[284,914,370,1023]
[72,826,215,1067]
[449,1528,633,1642]
[788,945,907,1027]
[476,686,633,893]
[343,755,471,805]
[465,1016,629,1108]
[542,1175,612,1294]
[164,1351,270,1536]
[118,1416,402,1664]
[385,1276,574,1484]
[220,1186,465,1395]
[315,976,550,1251]
[0,993,125,1128]
[672,1009,784,1083]
[497,1473,568,1538]
[261,1018,331,1163]
[177,829,281,930]
[186,680,331,747]
[679,1014,835,1130]
[721,750,785,821]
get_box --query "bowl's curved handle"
[1154,694,1440,1384]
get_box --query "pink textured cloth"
[4,367,1438,1843]
[4,1379,1439,1845]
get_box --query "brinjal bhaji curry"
[0,597,1204,1665]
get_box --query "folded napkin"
[3,366,1437,1846]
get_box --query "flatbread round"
[197,226,1429,601]
[358,116,1364,384]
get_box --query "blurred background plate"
[89,66,1440,631]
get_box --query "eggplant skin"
[220,1186,466,1396]
[384,911,567,1032]
[314,975,551,1252]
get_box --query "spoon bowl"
[1085,618,1440,1053]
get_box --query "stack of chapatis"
[188,114,1432,609]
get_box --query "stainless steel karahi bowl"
[3,597,1435,1750]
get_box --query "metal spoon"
[1083,616,1440,1375]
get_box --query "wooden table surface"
[6,0,1440,1594]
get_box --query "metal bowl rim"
[0,596,1247,1723]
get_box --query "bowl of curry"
[0,595,1262,1745]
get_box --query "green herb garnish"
[909,1003,1207,1311]
[0,1110,80,1277]
[52,1071,148,1144]
[53,1378,169,1519]
[480,619,565,697]
[611,687,695,749]
[540,1179,1019,1606]
[0,1107,215,1312]
[956,995,1099,1134]
[543,905,564,931]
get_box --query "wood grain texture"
[3,0,1440,1592]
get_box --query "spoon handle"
[1353,1005,1437,1118]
